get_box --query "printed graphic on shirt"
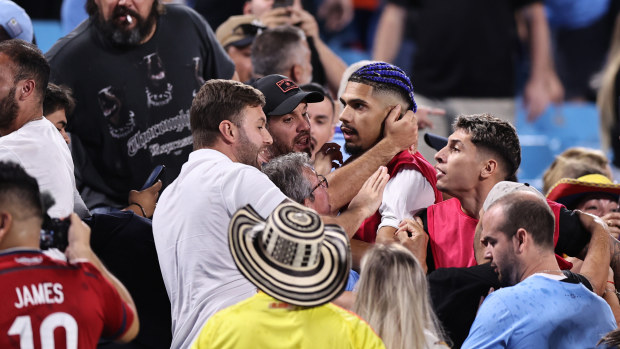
[142,52,173,107]
[192,57,205,97]
[126,108,191,157]
[98,86,136,138]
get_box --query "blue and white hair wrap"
[350,62,417,113]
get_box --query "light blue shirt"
[463,274,615,349]
[545,0,610,29]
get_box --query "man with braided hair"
[340,62,442,248]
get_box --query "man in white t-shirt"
[154,79,402,348]
[0,39,87,218]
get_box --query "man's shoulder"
[161,3,209,31]
[0,250,100,281]
[189,150,261,175]
[317,303,386,347]
[46,19,94,63]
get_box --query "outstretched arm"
[372,3,406,63]
[576,211,611,296]
[519,2,564,120]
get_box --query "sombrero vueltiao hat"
[228,201,351,307]
[546,174,620,209]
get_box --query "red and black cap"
[252,75,324,116]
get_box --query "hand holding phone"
[141,165,166,190]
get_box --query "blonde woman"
[597,15,620,181]
[353,244,449,349]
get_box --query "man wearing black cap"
[253,74,322,160]
[253,73,420,215]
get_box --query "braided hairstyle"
[348,62,417,113]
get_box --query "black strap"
[416,208,436,272]
[561,270,594,292]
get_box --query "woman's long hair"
[353,244,446,349]
[597,15,620,150]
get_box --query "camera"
[40,216,70,251]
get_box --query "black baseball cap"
[252,75,323,116]
[424,132,448,152]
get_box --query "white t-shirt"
[0,118,82,218]
[153,149,287,349]
[377,165,436,230]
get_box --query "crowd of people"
[2,0,620,348]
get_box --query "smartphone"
[273,0,294,8]
[140,165,165,190]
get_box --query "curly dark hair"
[454,114,521,180]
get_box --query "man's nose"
[339,106,352,124]
[434,147,446,163]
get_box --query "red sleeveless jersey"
[354,151,442,243]
[427,198,565,269]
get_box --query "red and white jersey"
[0,250,134,348]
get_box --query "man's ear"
[0,211,13,244]
[242,1,252,14]
[514,228,527,254]
[290,64,302,84]
[480,159,498,179]
[219,120,237,144]
[18,80,36,101]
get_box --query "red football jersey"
[0,250,134,348]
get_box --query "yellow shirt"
[192,292,386,349]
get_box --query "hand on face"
[383,105,418,154]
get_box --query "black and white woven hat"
[228,201,351,307]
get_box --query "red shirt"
[354,151,442,243]
[0,250,133,348]
[427,198,565,269]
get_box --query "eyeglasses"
[311,175,328,194]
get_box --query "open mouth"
[295,134,310,148]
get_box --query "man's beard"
[0,87,18,130]
[269,131,312,158]
[94,5,158,47]
[495,258,518,288]
[236,128,262,169]
[344,142,364,158]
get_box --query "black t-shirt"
[46,5,235,208]
[429,265,593,349]
[387,0,538,98]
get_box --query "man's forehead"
[342,81,374,99]
[269,102,307,120]
[481,205,503,231]
[308,99,333,116]
[448,129,473,144]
